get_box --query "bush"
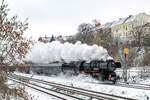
[141,53,150,66]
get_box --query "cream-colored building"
[103,13,150,39]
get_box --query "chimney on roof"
[95,23,101,27]
[128,15,132,18]
[119,18,123,20]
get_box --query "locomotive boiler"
[61,60,121,83]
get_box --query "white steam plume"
[25,41,110,63]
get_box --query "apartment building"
[102,13,150,39]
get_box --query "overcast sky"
[3,0,150,39]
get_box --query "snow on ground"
[26,87,59,100]
[115,67,150,83]
[6,80,58,100]
[14,72,150,100]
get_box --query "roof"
[111,15,137,27]
[101,22,114,29]
[83,13,145,32]
[100,14,138,29]
[33,63,63,67]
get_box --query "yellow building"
[109,13,150,39]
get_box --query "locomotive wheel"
[110,72,117,84]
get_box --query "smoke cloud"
[25,41,110,63]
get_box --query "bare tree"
[0,0,33,100]
[0,0,33,69]
[129,23,150,48]
[77,23,92,34]
[130,26,144,48]
[72,21,114,47]
[76,23,94,44]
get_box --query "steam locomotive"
[26,59,121,84]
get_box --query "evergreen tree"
[50,35,55,42]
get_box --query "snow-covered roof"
[101,22,114,29]
[111,15,137,27]
[84,14,138,32]
[33,63,63,67]
[125,15,137,23]
[100,14,137,29]
[111,18,127,27]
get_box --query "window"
[128,24,132,29]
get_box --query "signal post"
[124,48,128,83]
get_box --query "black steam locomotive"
[26,59,121,84]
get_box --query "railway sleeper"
[52,86,75,95]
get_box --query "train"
[26,59,121,84]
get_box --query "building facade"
[103,13,150,39]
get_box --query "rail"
[9,74,136,100]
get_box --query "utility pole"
[124,48,128,83]
[117,35,125,81]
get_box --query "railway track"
[94,81,150,91]
[88,80,150,91]
[8,77,85,100]
[8,78,69,100]
[9,74,135,100]
[115,82,150,90]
